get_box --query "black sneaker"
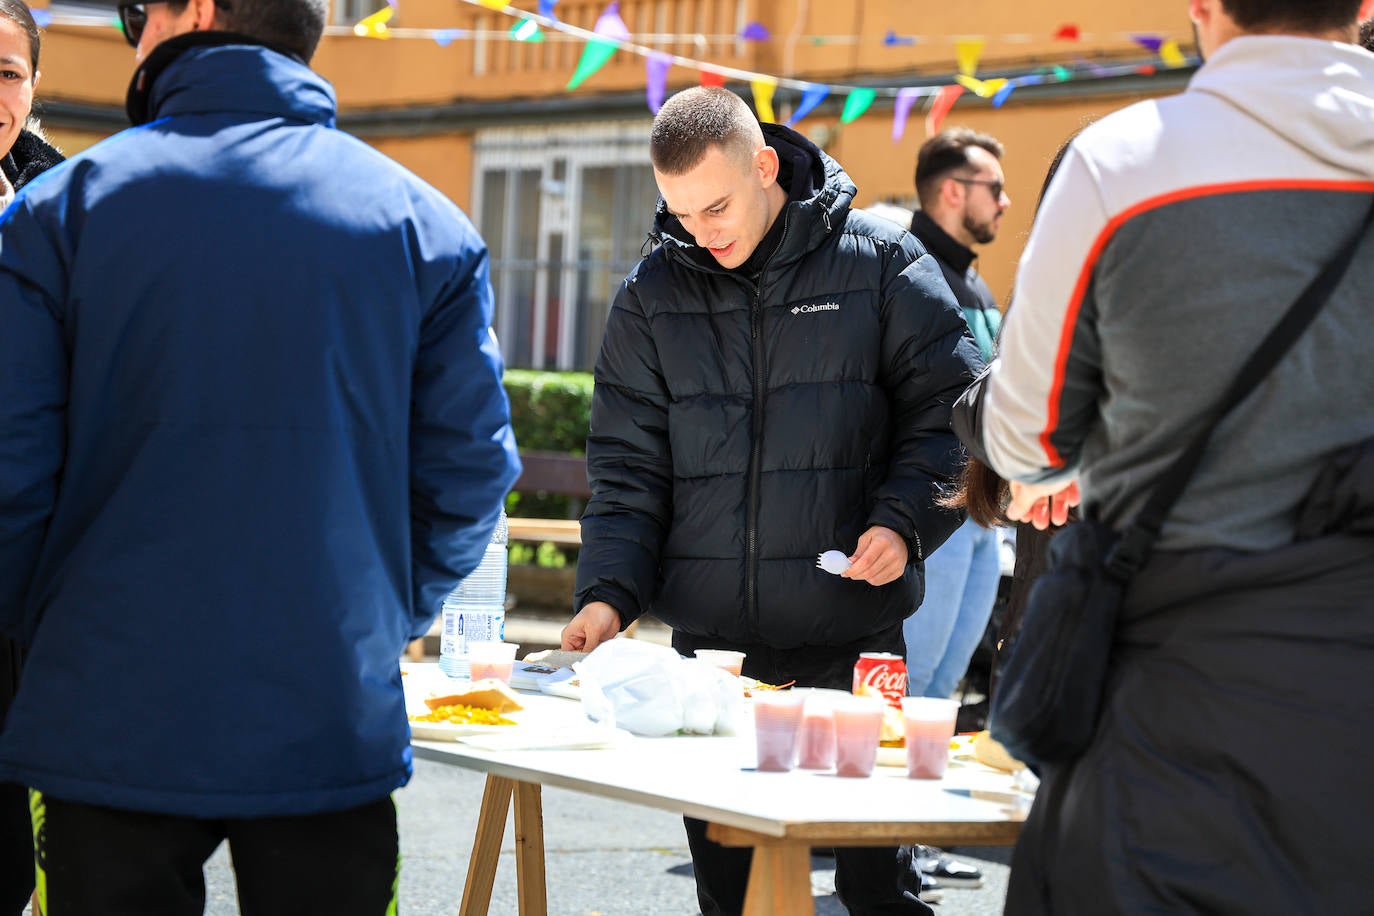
[914,845,984,889]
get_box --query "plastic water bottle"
[438,512,509,678]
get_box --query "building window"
[474,122,657,371]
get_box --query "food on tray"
[523,648,589,669]
[740,676,796,697]
[424,678,524,714]
[878,705,906,747]
[856,684,907,746]
[972,730,1025,772]
[410,704,516,726]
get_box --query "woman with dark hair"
[0,0,63,910]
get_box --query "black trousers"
[673,625,933,916]
[34,793,399,916]
[0,638,31,916]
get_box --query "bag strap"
[1105,196,1374,579]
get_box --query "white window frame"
[474,121,655,370]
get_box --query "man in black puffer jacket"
[563,86,980,916]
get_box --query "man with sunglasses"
[890,126,1011,899]
[0,0,519,912]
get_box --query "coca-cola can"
[852,652,908,711]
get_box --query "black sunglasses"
[951,177,1006,200]
[118,1,232,49]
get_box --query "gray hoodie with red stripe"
[965,35,1374,551]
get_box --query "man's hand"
[1006,479,1080,530]
[841,526,909,587]
[561,601,621,651]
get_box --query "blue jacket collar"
[127,34,336,128]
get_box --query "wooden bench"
[507,449,588,548]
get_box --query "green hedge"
[503,369,594,454]
[503,369,593,521]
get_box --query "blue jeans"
[904,517,1001,698]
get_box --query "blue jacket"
[0,43,520,817]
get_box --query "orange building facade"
[35,0,1195,369]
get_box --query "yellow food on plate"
[424,678,524,714]
[972,730,1026,772]
[409,704,515,726]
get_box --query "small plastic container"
[693,649,746,677]
[467,641,519,684]
[901,697,960,779]
[751,691,805,772]
[831,694,885,778]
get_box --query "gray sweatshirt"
[975,35,1374,551]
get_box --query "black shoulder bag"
[989,199,1374,770]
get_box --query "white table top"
[404,664,1032,843]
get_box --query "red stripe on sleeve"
[1036,179,1374,468]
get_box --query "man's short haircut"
[1360,17,1374,50]
[914,127,1005,210]
[167,0,328,62]
[1220,0,1362,33]
[650,87,765,175]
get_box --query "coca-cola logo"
[857,667,907,695]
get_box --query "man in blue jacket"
[0,0,519,911]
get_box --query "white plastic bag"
[574,640,743,737]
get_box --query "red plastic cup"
[795,689,847,770]
[467,641,518,684]
[752,691,805,772]
[832,694,885,778]
[901,697,959,779]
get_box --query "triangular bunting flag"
[840,88,877,124]
[925,84,965,137]
[646,53,672,113]
[787,84,830,127]
[892,87,921,141]
[955,39,985,77]
[751,78,777,123]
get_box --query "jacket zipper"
[745,211,791,634]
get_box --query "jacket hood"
[650,122,855,271]
[127,34,336,128]
[1190,35,1374,175]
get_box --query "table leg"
[513,782,547,916]
[460,774,515,916]
[742,843,815,916]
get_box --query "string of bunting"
[38,0,1197,138]
[378,0,1197,135]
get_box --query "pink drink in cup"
[796,689,845,770]
[832,694,885,777]
[467,641,518,684]
[752,691,805,772]
[901,697,959,779]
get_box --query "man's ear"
[939,175,963,210]
[754,145,780,188]
[190,0,222,31]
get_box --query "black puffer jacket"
[575,124,980,648]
